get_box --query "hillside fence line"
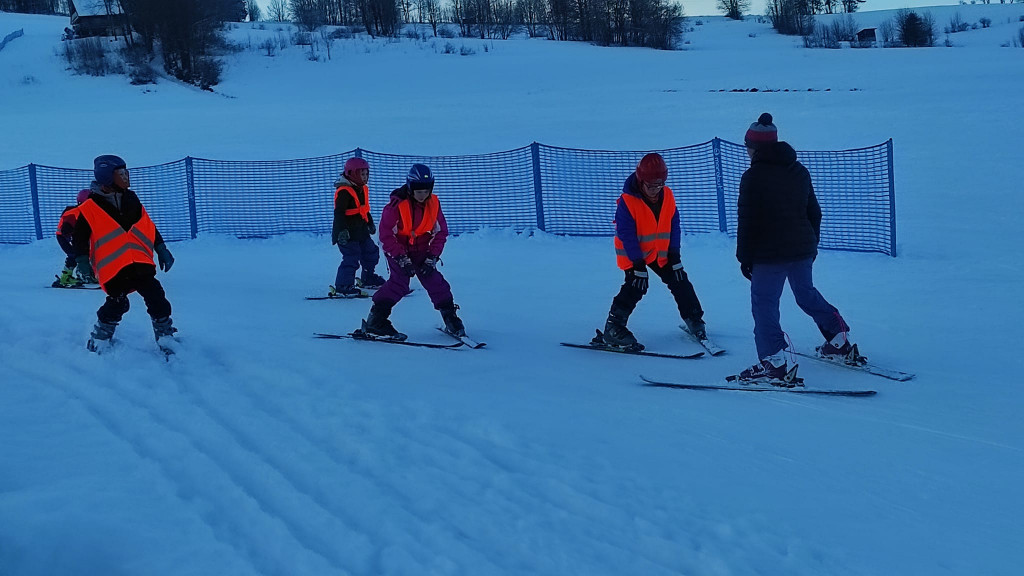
[0,139,897,255]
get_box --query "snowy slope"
[1,9,1023,576]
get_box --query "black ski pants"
[611,262,704,321]
[97,263,172,324]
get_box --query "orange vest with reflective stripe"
[78,199,157,290]
[614,187,676,270]
[56,206,81,236]
[397,195,440,245]
[335,184,370,221]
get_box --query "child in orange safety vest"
[601,153,708,351]
[52,189,93,288]
[329,157,385,298]
[73,155,179,355]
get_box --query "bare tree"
[291,0,328,30]
[359,0,400,36]
[268,0,290,21]
[765,0,814,35]
[246,0,262,21]
[717,0,750,20]
[841,0,864,13]
[515,0,545,37]
[119,0,241,89]
[419,0,441,35]
[491,0,518,39]
[547,0,572,40]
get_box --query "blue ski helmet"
[94,155,127,187]
[406,164,434,191]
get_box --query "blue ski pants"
[750,257,848,359]
[335,237,380,288]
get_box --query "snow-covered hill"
[1,8,1022,576]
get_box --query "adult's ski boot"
[818,332,866,365]
[736,353,801,388]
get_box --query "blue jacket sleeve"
[670,207,680,254]
[615,197,644,264]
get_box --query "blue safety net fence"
[0,139,897,255]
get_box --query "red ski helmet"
[635,153,668,185]
[344,157,370,186]
[76,189,91,204]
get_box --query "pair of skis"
[641,347,913,397]
[305,282,415,301]
[314,324,485,350]
[562,326,911,397]
[50,282,101,290]
[560,325,726,361]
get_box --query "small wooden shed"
[69,0,128,38]
[855,28,877,43]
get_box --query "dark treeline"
[0,0,67,13]
[766,0,864,35]
[283,0,684,48]
[4,0,685,49]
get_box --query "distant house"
[69,0,128,38]
[856,28,877,43]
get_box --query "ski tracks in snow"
[22,341,727,575]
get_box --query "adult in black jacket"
[735,114,856,383]
[74,155,178,353]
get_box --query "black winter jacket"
[736,142,822,265]
[331,177,375,245]
[72,183,165,259]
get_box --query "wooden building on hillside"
[69,0,128,38]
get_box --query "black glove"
[670,262,686,283]
[418,256,437,277]
[740,262,752,281]
[336,228,350,246]
[367,216,376,235]
[155,243,174,272]
[396,254,416,277]
[75,255,96,283]
[627,267,649,294]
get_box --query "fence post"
[354,147,363,159]
[530,142,545,232]
[29,163,43,241]
[185,157,198,240]
[712,138,727,233]
[887,139,897,257]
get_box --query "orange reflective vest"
[614,187,676,270]
[397,195,440,245]
[56,206,81,236]
[78,199,157,289]
[335,184,370,221]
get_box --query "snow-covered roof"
[71,0,124,17]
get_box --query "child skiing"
[73,155,180,354]
[359,164,467,340]
[599,153,708,351]
[735,113,859,385]
[330,157,385,297]
[52,189,94,288]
